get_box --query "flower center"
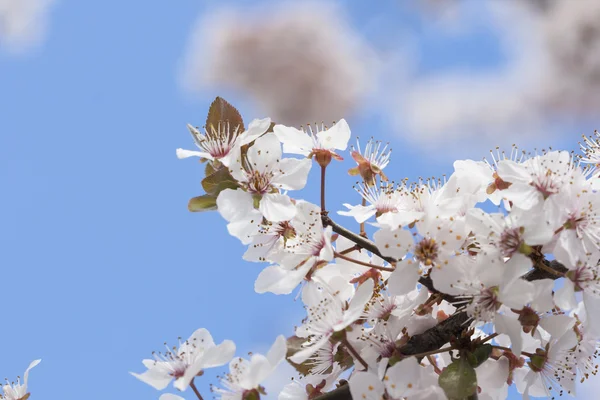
[531,169,560,199]
[245,170,273,195]
[499,227,524,257]
[414,237,439,266]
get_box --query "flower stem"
[190,379,204,400]
[427,355,442,374]
[334,251,395,272]
[342,336,369,370]
[321,165,327,212]
[480,333,499,344]
[359,197,367,236]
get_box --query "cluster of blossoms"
[133,98,600,400]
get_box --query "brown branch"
[314,215,569,400]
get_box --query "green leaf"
[205,161,216,177]
[206,96,244,133]
[285,336,313,376]
[188,195,218,212]
[439,359,478,400]
[202,166,239,196]
[471,344,492,368]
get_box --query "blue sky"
[0,1,592,400]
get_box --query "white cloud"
[386,0,600,153]
[0,0,56,53]
[180,1,378,127]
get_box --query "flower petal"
[239,117,272,146]
[259,193,296,222]
[388,260,420,296]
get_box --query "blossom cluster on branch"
[127,97,600,400]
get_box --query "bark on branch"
[314,215,567,400]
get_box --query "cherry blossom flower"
[579,130,600,167]
[278,364,343,400]
[219,133,312,222]
[553,256,600,335]
[1,359,40,400]
[274,119,350,166]
[466,207,554,260]
[213,335,287,400]
[290,279,374,364]
[176,117,271,166]
[496,151,579,210]
[338,182,402,224]
[514,328,578,399]
[546,184,600,265]
[347,138,391,185]
[131,328,235,392]
[254,201,333,295]
[431,253,535,324]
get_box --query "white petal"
[476,358,509,391]
[388,260,420,296]
[217,189,255,223]
[384,357,421,397]
[130,368,172,391]
[274,125,313,156]
[227,210,262,244]
[176,148,211,160]
[316,119,351,151]
[23,359,41,388]
[554,280,576,310]
[247,134,282,173]
[244,354,272,389]
[538,314,575,339]
[373,228,413,259]
[337,279,374,330]
[204,341,236,369]
[259,193,296,222]
[266,335,287,367]
[495,313,523,356]
[255,263,311,295]
[584,293,600,335]
[529,279,556,313]
[499,279,534,310]
[239,117,272,146]
[273,158,312,191]
[349,371,385,400]
[338,204,377,224]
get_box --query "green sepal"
[188,195,218,212]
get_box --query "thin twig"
[342,336,369,370]
[334,251,395,272]
[322,215,395,264]
[480,333,499,344]
[321,166,327,212]
[359,197,367,236]
[491,345,512,353]
[190,379,204,400]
